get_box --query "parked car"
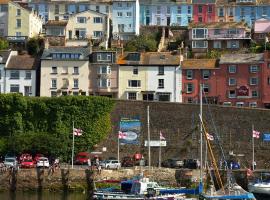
[75,152,90,165]
[4,157,18,168]
[104,160,121,169]
[21,159,35,168]
[34,154,44,164]
[184,159,198,169]
[162,158,184,168]
[36,157,50,168]
[121,156,134,167]
[20,153,32,163]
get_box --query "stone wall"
[98,100,270,168]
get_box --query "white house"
[5,53,37,96]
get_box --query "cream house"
[40,46,90,97]
[8,1,42,38]
[66,10,109,47]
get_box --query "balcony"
[207,33,251,40]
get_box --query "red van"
[75,152,90,165]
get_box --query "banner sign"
[144,140,167,147]
[237,86,249,98]
[263,133,270,142]
[119,118,141,145]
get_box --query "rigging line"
[202,90,228,169]
[201,117,225,193]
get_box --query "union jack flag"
[118,131,127,139]
[73,128,83,136]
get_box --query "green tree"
[0,38,9,50]
[206,50,222,59]
[27,37,42,55]
[125,35,158,52]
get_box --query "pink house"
[192,0,216,23]
[253,18,270,43]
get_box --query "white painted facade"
[0,63,4,94]
[146,66,181,102]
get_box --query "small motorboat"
[248,173,270,195]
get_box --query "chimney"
[44,38,49,49]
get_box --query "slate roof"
[182,59,218,69]
[6,54,38,70]
[254,18,270,33]
[219,53,264,64]
[41,47,90,60]
[0,50,11,64]
[118,52,180,66]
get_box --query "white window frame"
[73,66,79,74]
[250,77,258,85]
[251,90,259,98]
[128,80,141,88]
[10,70,19,79]
[249,102,257,108]
[51,79,57,88]
[127,92,137,100]
[186,70,193,80]
[192,28,208,39]
[94,17,103,23]
[25,70,32,79]
[236,102,244,107]
[10,84,20,93]
[223,102,232,106]
[73,79,79,88]
[192,41,208,48]
[228,65,236,73]
[77,17,86,23]
[250,65,259,73]
[186,83,193,93]
[202,70,210,79]
[228,78,236,86]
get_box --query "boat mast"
[200,83,203,182]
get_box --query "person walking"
[87,158,91,170]
[98,164,102,174]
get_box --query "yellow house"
[118,53,147,100]
[8,1,42,38]
[40,46,90,97]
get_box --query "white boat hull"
[248,183,270,195]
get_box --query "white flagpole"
[118,132,120,162]
[159,131,161,168]
[200,83,203,182]
[252,124,255,170]
[71,121,75,169]
[147,105,151,171]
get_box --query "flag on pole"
[206,133,214,141]
[253,130,260,138]
[160,131,165,140]
[73,128,83,136]
[118,131,127,139]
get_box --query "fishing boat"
[248,172,270,195]
[93,176,199,200]
[198,84,256,200]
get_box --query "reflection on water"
[0,191,91,200]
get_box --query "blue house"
[112,0,140,40]
[140,0,192,27]
[235,0,270,27]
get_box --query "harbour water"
[0,191,268,200]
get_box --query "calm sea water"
[0,191,268,200]
[0,191,91,200]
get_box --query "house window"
[198,5,203,13]
[158,66,164,75]
[127,92,137,100]
[158,79,164,88]
[228,7,234,16]
[157,6,161,14]
[16,19,21,28]
[10,70,19,79]
[250,65,259,73]
[240,8,245,17]
[208,5,212,13]
[167,6,170,14]
[249,102,257,108]
[77,17,86,23]
[203,84,209,93]
[214,29,220,35]
[228,90,236,98]
[128,80,141,87]
[73,79,79,88]
[262,7,267,16]
[198,17,203,22]
[228,65,236,73]
[16,32,21,36]
[73,66,79,74]
[55,4,59,14]
[202,70,210,79]
[177,17,181,25]
[62,67,68,74]
[213,41,221,48]
[236,102,244,107]
[127,2,131,7]
[177,6,181,14]
[51,79,57,88]
[106,6,109,13]
[188,6,191,14]
[62,78,69,88]
[192,28,208,39]
[94,17,103,23]
[98,79,110,88]
[16,9,21,16]
[52,66,57,74]
[94,31,103,37]
[157,17,161,25]
[117,2,122,7]
[24,86,32,96]
[229,78,236,85]
[75,28,86,38]
[223,102,232,106]
[219,8,224,17]
[51,91,57,97]
[186,70,193,79]
[25,71,31,79]
[126,12,132,17]
[73,91,79,96]
[192,41,208,48]
[250,77,258,85]
[186,83,194,93]
[99,66,111,74]
[143,93,154,101]
[252,90,259,98]
[96,5,99,12]
[117,12,123,17]
[227,41,239,48]
[133,67,138,75]
[10,84,19,93]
